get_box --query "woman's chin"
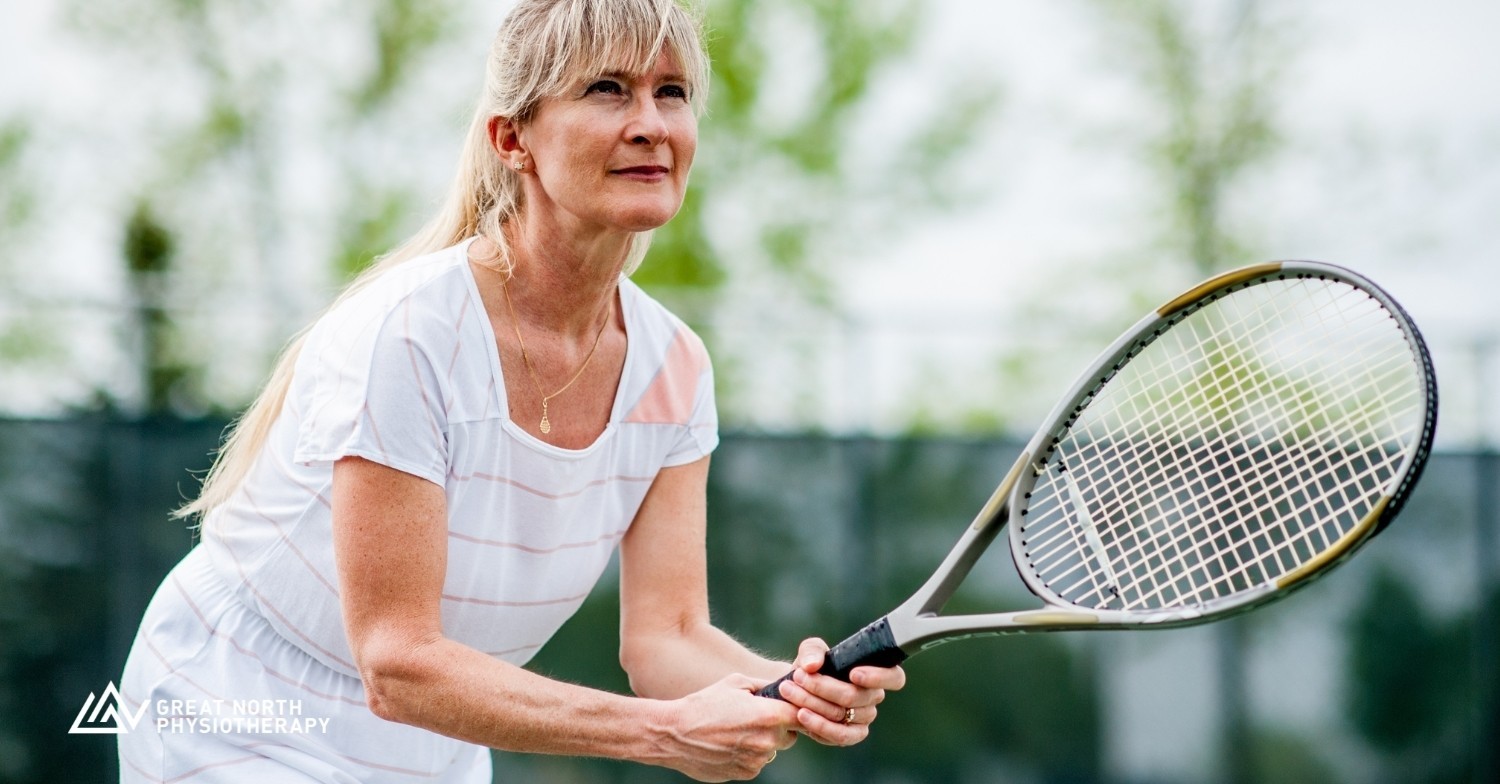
[614,207,681,233]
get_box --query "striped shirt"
[199,238,718,677]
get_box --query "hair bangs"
[534,0,709,114]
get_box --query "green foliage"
[1344,567,1475,783]
[625,0,1003,429]
[48,0,997,425]
[973,1,1296,449]
[1243,726,1341,784]
[353,0,461,113]
[334,182,420,282]
[124,201,175,277]
[122,200,204,414]
[1087,0,1288,277]
[641,0,1001,308]
[55,0,467,411]
[0,121,35,232]
[0,117,60,369]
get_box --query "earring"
[513,161,525,171]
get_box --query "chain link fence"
[0,417,1493,783]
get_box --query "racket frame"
[878,261,1436,653]
[758,260,1437,695]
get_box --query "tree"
[58,0,467,414]
[0,118,57,374]
[47,0,997,427]
[1085,0,1285,280]
[637,0,1002,428]
[1345,568,1474,784]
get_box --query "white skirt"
[118,546,492,783]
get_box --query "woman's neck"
[477,220,630,338]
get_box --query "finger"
[792,667,884,711]
[849,664,907,692]
[795,637,830,672]
[722,672,762,692]
[795,706,870,748]
[776,675,853,725]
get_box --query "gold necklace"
[501,280,612,435]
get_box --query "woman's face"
[510,52,698,238]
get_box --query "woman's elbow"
[622,632,681,698]
[618,638,649,696]
[354,634,438,723]
[619,620,699,698]
[362,667,405,723]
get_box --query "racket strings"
[1019,277,1424,613]
[1042,314,1406,594]
[1078,331,1422,602]
[1092,432,1402,609]
[1079,307,1407,606]
[1090,283,1413,605]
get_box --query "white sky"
[2,0,1498,445]
[833,0,1500,444]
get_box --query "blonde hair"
[178,0,710,519]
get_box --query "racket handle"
[755,617,909,700]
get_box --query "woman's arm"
[617,456,786,695]
[332,456,798,781]
[617,457,906,747]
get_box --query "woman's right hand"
[652,674,801,782]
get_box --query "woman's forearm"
[620,619,788,700]
[363,634,675,764]
[359,632,801,781]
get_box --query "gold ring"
[842,707,856,725]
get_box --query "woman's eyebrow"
[589,68,689,84]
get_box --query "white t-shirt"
[199,238,718,677]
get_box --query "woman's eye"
[657,84,689,100]
[585,80,624,96]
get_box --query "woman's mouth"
[613,165,669,182]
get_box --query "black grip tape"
[755,617,908,700]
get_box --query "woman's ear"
[487,116,525,161]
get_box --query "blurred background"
[1,0,1496,782]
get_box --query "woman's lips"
[613,165,669,181]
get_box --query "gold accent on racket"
[1275,496,1388,590]
[1012,611,1101,626]
[1156,262,1283,317]
[973,451,1030,532]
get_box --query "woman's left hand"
[773,637,906,746]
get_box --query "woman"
[117,0,904,781]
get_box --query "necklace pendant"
[540,413,552,434]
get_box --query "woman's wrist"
[619,695,682,769]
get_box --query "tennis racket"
[758,261,1437,698]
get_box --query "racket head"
[1006,261,1437,625]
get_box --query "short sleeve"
[292,295,451,485]
[620,308,720,467]
[664,352,718,466]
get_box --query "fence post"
[1474,447,1497,784]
